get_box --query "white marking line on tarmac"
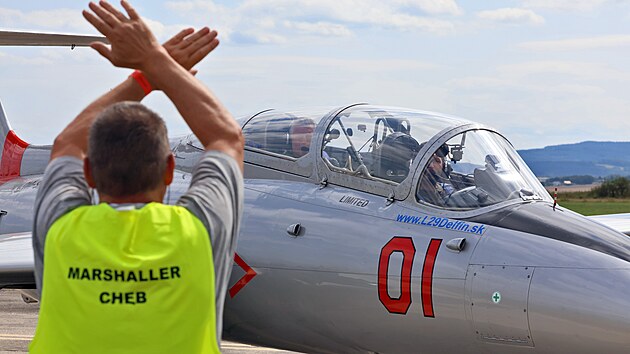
[1,232,32,241]
[0,334,33,341]
[0,336,288,351]
[222,344,287,352]
[223,349,284,352]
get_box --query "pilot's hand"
[83,0,165,71]
[163,27,219,72]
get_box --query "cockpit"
[415,129,551,210]
[321,107,459,184]
[240,104,552,211]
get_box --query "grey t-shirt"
[32,151,243,339]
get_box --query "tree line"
[592,177,630,198]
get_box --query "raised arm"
[51,17,220,160]
[84,0,244,171]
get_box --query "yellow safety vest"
[30,203,219,354]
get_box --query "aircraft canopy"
[241,104,551,210]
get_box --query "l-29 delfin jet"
[1,33,629,354]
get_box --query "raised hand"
[83,0,164,71]
[164,27,219,71]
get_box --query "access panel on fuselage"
[466,265,534,347]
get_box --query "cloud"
[204,55,438,76]
[394,0,463,16]
[476,8,544,25]
[519,35,630,51]
[165,0,459,44]
[165,0,235,28]
[0,45,112,67]
[492,60,630,82]
[450,76,606,96]
[521,0,610,12]
[0,7,92,32]
[240,0,457,33]
[230,32,287,44]
[142,18,194,41]
[0,51,53,65]
[283,21,353,37]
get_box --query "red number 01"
[378,237,442,317]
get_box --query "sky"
[1,0,630,149]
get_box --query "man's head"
[289,118,315,158]
[427,143,449,175]
[85,102,174,200]
[428,153,444,174]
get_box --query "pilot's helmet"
[435,143,449,159]
[419,142,449,158]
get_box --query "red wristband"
[129,70,152,95]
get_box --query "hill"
[518,141,630,178]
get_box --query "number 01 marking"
[378,237,416,314]
[378,237,442,317]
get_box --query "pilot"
[417,143,455,205]
[30,2,242,354]
[288,117,316,158]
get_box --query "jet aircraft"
[1,32,629,354]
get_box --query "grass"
[558,200,630,216]
[552,191,630,215]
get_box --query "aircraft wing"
[589,213,630,235]
[0,232,35,287]
[0,30,107,47]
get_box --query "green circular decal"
[492,291,501,304]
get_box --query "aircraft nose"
[528,267,630,353]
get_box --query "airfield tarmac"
[0,289,297,354]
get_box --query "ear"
[83,157,97,188]
[164,154,175,186]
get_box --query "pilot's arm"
[417,172,445,206]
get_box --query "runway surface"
[0,289,297,354]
